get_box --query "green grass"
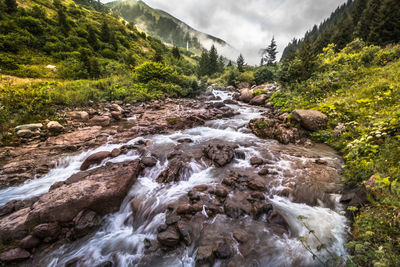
[273,40,400,266]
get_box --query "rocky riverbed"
[0,86,350,266]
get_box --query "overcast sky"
[106,0,347,64]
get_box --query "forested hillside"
[107,0,236,56]
[281,0,400,61]
[0,0,202,142]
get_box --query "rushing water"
[2,91,348,266]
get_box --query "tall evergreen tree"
[58,8,70,35]
[376,0,400,44]
[237,54,245,72]
[366,0,383,44]
[261,37,278,65]
[198,49,210,77]
[208,45,218,75]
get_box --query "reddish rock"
[72,210,101,238]
[247,177,266,191]
[238,89,253,103]
[203,143,235,167]
[233,229,250,243]
[90,116,111,127]
[157,226,180,247]
[249,94,268,106]
[292,109,328,131]
[0,208,30,242]
[250,157,264,166]
[196,245,215,266]
[32,223,61,241]
[19,235,40,249]
[26,160,141,225]
[111,111,123,121]
[0,248,30,262]
[176,204,192,215]
[80,151,111,171]
[214,185,229,198]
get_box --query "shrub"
[254,65,275,85]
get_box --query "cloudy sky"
[106,0,347,64]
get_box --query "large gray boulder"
[292,109,328,131]
[249,94,268,106]
[238,89,253,103]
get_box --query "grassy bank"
[272,40,400,266]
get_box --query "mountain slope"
[107,0,238,58]
[281,0,400,61]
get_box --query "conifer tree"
[266,37,278,65]
[237,54,245,72]
[87,25,99,50]
[208,45,218,75]
[198,49,210,77]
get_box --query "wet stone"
[157,226,180,247]
[165,214,181,225]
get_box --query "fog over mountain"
[104,0,346,64]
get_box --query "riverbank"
[1,88,350,266]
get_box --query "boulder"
[157,156,187,183]
[292,109,328,131]
[249,94,268,106]
[80,151,111,171]
[15,123,43,132]
[16,129,34,138]
[26,160,141,225]
[0,248,30,262]
[196,245,215,266]
[72,210,101,238]
[89,116,111,127]
[141,157,157,167]
[214,185,229,198]
[238,89,253,103]
[47,121,64,133]
[203,143,235,167]
[250,157,264,166]
[19,235,40,249]
[32,223,61,241]
[157,226,180,247]
[0,208,30,242]
[111,111,123,121]
[111,104,124,113]
[247,177,266,191]
[69,111,89,122]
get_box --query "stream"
[2,91,348,266]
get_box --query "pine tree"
[208,45,218,75]
[110,33,118,51]
[266,37,278,65]
[5,0,18,13]
[237,54,245,72]
[366,0,383,44]
[375,0,400,45]
[228,70,236,86]
[198,49,210,77]
[297,40,316,81]
[172,46,181,59]
[227,60,232,67]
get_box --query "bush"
[254,65,275,85]
[135,61,173,83]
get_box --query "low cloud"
[109,0,347,64]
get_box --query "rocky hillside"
[107,0,238,58]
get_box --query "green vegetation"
[0,0,204,142]
[281,0,400,62]
[106,0,230,52]
[274,39,400,266]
